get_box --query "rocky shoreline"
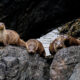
[0,1,80,79]
[0,46,50,80]
[0,45,80,80]
[0,18,80,80]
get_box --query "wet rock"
[0,46,50,80]
[50,46,80,80]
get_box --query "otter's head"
[0,22,5,31]
[54,38,64,52]
[26,40,38,54]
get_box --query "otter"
[49,35,80,55]
[26,39,46,57]
[0,22,26,47]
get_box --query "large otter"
[26,39,46,57]
[49,35,80,55]
[0,22,26,47]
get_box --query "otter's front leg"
[3,40,8,46]
[3,35,9,46]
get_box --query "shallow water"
[37,28,60,56]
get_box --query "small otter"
[26,39,46,57]
[49,35,80,55]
[0,22,26,47]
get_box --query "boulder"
[50,46,80,80]
[69,63,80,80]
[0,46,50,80]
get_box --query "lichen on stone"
[58,18,80,38]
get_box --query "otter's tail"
[18,39,26,47]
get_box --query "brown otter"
[0,22,26,47]
[26,39,46,57]
[49,35,80,55]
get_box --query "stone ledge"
[0,46,50,80]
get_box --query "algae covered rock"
[58,18,80,38]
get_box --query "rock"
[50,46,80,80]
[58,18,80,38]
[69,63,80,80]
[0,46,50,80]
[0,0,80,40]
[0,62,6,80]
[2,56,19,80]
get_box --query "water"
[37,28,60,56]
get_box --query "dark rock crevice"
[0,0,80,40]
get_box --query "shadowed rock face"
[50,46,80,80]
[0,46,50,80]
[0,0,80,40]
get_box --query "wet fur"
[0,23,26,47]
[26,39,46,57]
[49,35,80,55]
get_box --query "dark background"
[0,0,80,40]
